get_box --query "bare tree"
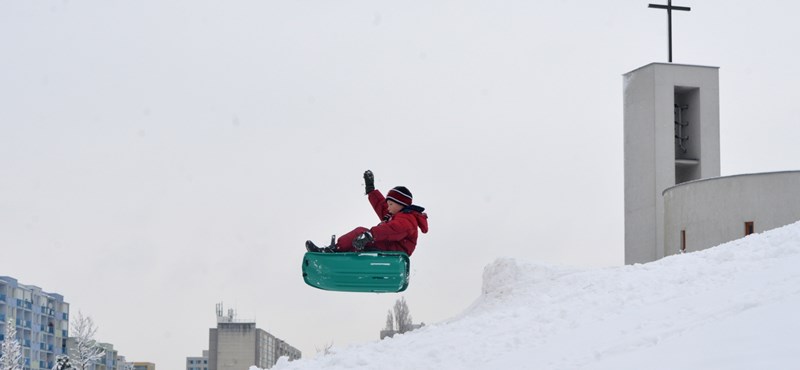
[68,312,105,370]
[384,310,394,332]
[393,297,413,334]
[1,319,22,370]
[314,341,334,356]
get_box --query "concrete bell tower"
[623,63,721,264]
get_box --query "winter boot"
[305,235,337,253]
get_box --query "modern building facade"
[0,276,70,370]
[208,306,301,370]
[623,63,800,263]
[187,350,209,370]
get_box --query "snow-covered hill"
[272,221,800,370]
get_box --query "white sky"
[1,0,799,369]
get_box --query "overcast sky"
[2,0,799,369]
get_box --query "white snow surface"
[265,221,800,370]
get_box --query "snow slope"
[271,221,800,370]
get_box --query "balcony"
[39,324,55,334]
[16,300,33,310]
[40,306,55,316]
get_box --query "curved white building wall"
[663,171,800,256]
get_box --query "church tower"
[623,63,720,264]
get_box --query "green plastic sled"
[302,251,410,293]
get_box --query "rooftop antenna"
[648,0,691,62]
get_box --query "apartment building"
[186,350,209,370]
[132,362,155,370]
[207,305,301,370]
[0,276,70,370]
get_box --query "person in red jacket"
[305,170,428,256]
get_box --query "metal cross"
[649,0,691,63]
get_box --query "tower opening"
[674,86,701,184]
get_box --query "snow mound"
[481,257,578,297]
[273,221,800,370]
[458,257,579,318]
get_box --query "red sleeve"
[367,190,390,221]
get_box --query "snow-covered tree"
[1,318,23,370]
[52,355,73,370]
[68,312,105,370]
[393,297,413,334]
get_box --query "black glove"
[352,231,374,251]
[364,170,375,194]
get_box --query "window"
[681,230,686,253]
[745,221,755,236]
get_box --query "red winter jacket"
[367,190,428,256]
